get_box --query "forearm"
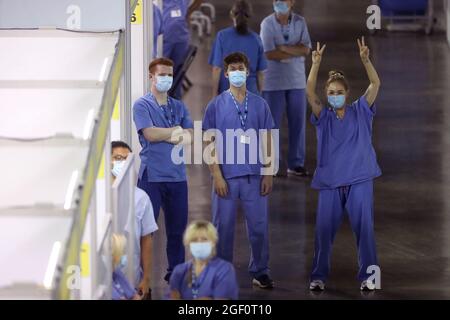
[362,59,380,105]
[265,49,293,61]
[169,128,194,145]
[306,63,320,97]
[261,131,274,175]
[363,58,380,86]
[211,67,221,97]
[140,235,152,285]
[306,63,323,117]
[257,71,264,92]
[278,44,311,57]
[143,127,179,143]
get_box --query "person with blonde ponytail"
[306,38,382,292]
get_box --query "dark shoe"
[252,274,274,289]
[287,167,310,177]
[164,272,172,283]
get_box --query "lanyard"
[152,94,175,126]
[228,90,249,130]
[191,263,210,300]
[281,16,292,43]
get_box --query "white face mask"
[112,160,125,177]
[189,241,213,260]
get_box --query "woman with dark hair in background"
[209,0,267,97]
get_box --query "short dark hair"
[223,52,249,71]
[148,57,174,74]
[111,141,132,153]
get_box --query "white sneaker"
[360,280,376,291]
[309,280,325,291]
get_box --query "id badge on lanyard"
[170,1,183,18]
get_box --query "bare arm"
[138,235,152,296]
[306,42,326,118]
[260,130,274,196]
[211,66,221,97]
[204,136,228,197]
[142,126,182,143]
[257,71,264,93]
[278,44,311,57]
[358,37,380,106]
[265,49,294,61]
[170,128,194,145]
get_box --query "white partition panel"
[0,216,72,292]
[0,88,103,139]
[0,141,88,209]
[0,30,118,81]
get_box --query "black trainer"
[287,167,310,177]
[252,274,274,289]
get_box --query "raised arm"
[306,42,326,118]
[358,37,380,106]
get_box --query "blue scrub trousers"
[212,175,270,278]
[311,180,378,282]
[262,89,307,169]
[163,41,189,99]
[137,171,188,274]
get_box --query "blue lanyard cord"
[152,94,176,126]
[191,263,210,300]
[228,90,249,130]
[281,16,292,43]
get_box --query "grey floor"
[151,0,450,299]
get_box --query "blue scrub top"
[125,187,159,287]
[153,4,164,57]
[112,268,136,300]
[208,27,267,95]
[311,96,382,190]
[170,257,239,300]
[163,0,190,45]
[260,13,312,91]
[133,93,194,183]
[202,91,275,180]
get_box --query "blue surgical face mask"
[155,75,173,92]
[190,241,213,261]
[228,70,247,88]
[328,95,346,109]
[119,254,127,269]
[112,160,125,177]
[273,1,290,15]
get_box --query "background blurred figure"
[153,3,164,57]
[209,0,267,97]
[162,0,203,98]
[260,0,311,177]
[112,234,141,300]
[111,141,159,300]
[170,220,239,300]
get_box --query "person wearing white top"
[111,141,159,300]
